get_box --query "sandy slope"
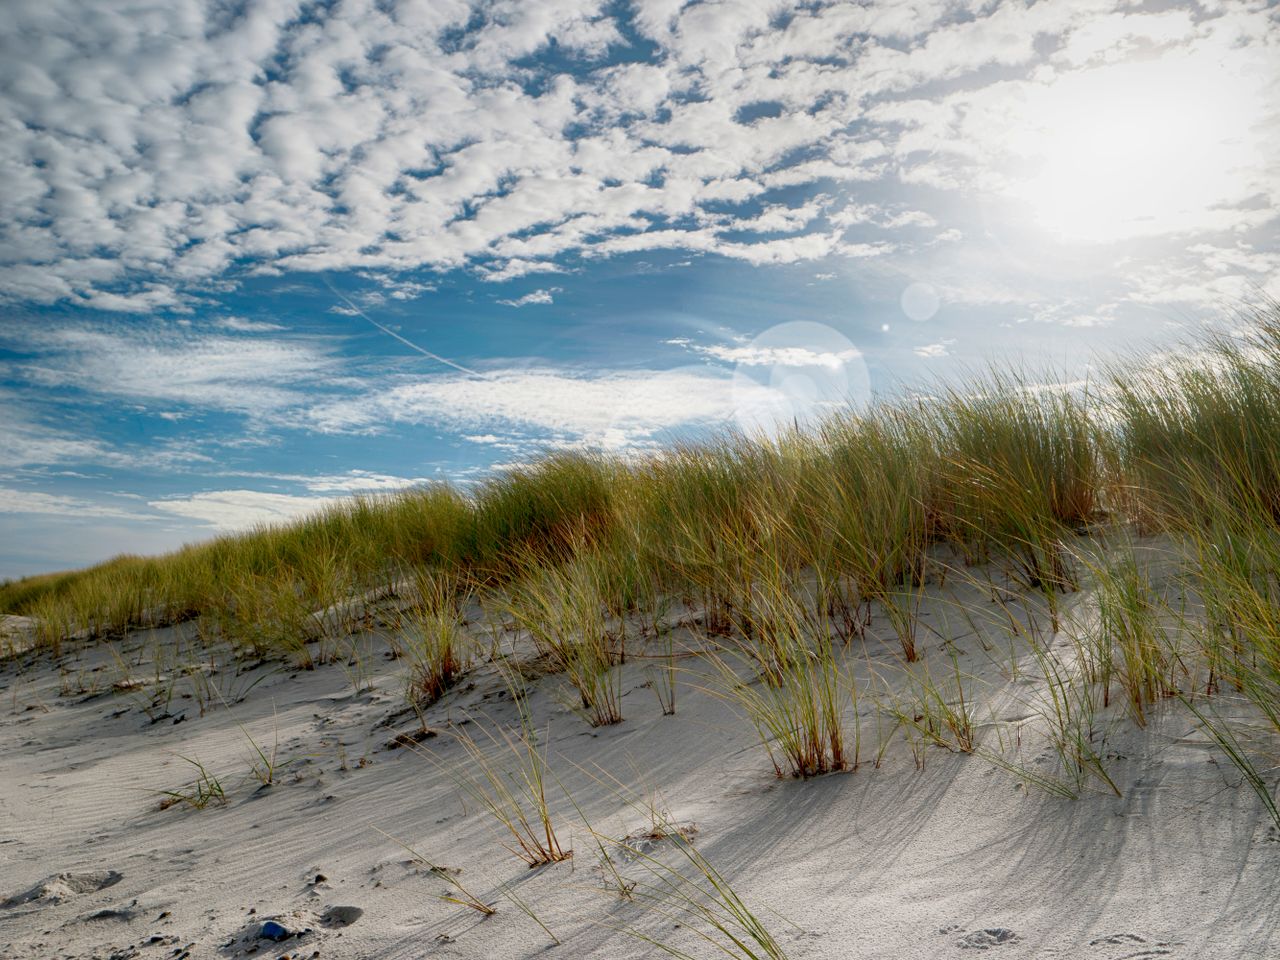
[1,571,1278,960]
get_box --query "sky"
[1,0,1278,579]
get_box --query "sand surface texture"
[2,563,1277,959]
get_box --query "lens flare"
[730,321,870,435]
[901,282,941,322]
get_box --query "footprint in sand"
[320,905,363,928]
[1089,932,1177,959]
[955,928,1021,950]
[2,870,123,908]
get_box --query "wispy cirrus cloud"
[677,341,863,370]
[0,317,797,463]
[0,487,150,521]
[208,470,431,495]
[2,322,344,423]
[0,413,109,469]
[0,385,217,473]
[148,490,340,531]
[307,366,786,448]
[216,317,287,333]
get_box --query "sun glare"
[1010,50,1262,243]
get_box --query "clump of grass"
[159,756,226,810]
[179,654,272,717]
[1087,542,1179,726]
[1169,497,1280,784]
[715,636,851,779]
[622,442,763,622]
[882,651,976,756]
[598,817,791,960]
[446,679,571,868]
[403,568,473,708]
[467,452,616,574]
[710,557,853,778]
[503,552,623,727]
[218,700,299,788]
[1030,641,1120,797]
[1106,317,1280,531]
[209,573,314,664]
[816,413,932,662]
[929,381,1096,635]
[645,633,678,716]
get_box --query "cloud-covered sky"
[1,0,1278,577]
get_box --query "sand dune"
[3,553,1276,960]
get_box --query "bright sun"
[1008,49,1262,243]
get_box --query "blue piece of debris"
[260,920,291,941]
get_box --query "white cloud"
[480,260,570,283]
[308,366,787,447]
[0,413,109,469]
[0,487,149,521]
[686,343,863,370]
[299,471,428,494]
[3,322,342,422]
[388,283,435,301]
[497,288,559,307]
[0,0,1271,323]
[205,469,430,494]
[913,340,955,358]
[216,317,287,333]
[2,0,1269,312]
[148,490,338,531]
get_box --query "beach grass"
[10,307,1280,822]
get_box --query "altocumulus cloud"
[5,0,1275,313]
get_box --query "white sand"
[2,569,1278,959]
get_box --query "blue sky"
[1,0,1278,578]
